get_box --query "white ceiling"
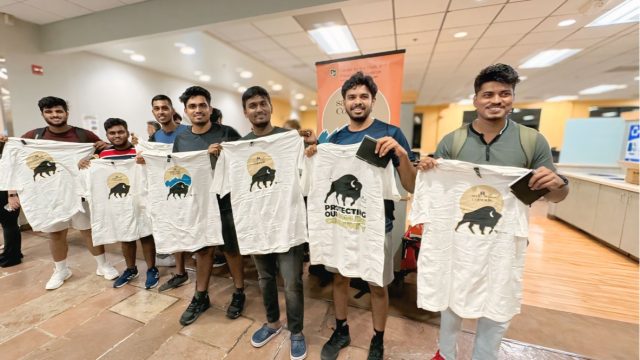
[2,0,639,106]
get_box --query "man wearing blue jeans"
[306,72,417,360]
[419,64,569,360]
[239,86,314,360]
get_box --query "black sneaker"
[179,292,210,326]
[212,254,227,268]
[159,273,190,292]
[226,292,245,319]
[367,336,384,360]
[320,327,350,360]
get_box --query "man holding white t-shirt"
[305,72,417,360]
[0,96,119,290]
[417,64,569,360]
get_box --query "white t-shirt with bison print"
[301,143,400,287]
[0,138,94,231]
[141,150,223,253]
[410,159,530,322]
[80,159,152,245]
[211,130,307,255]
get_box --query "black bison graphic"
[250,166,276,192]
[325,174,362,206]
[33,160,57,180]
[167,182,189,199]
[455,206,502,235]
[109,183,130,199]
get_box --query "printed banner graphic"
[315,50,405,135]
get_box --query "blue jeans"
[252,243,305,334]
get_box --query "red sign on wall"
[31,64,44,75]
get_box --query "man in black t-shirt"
[168,86,246,326]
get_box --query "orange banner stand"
[315,50,405,135]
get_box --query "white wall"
[1,19,252,140]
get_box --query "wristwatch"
[558,174,569,188]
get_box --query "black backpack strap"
[34,127,47,139]
[74,127,88,143]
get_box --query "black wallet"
[356,135,391,168]
[509,171,549,205]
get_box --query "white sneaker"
[45,268,72,290]
[96,263,119,280]
[156,254,176,267]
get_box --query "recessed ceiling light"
[0,58,5,63]
[512,108,521,113]
[586,0,640,27]
[267,80,274,85]
[523,115,535,121]
[453,31,468,38]
[173,42,186,48]
[122,49,135,54]
[130,54,146,62]
[519,76,528,81]
[308,25,358,55]
[271,84,283,91]
[545,95,578,102]
[558,19,576,27]
[457,99,473,105]
[294,93,305,100]
[240,70,253,79]
[194,70,202,76]
[299,105,308,111]
[579,84,627,95]
[310,100,317,106]
[238,86,247,93]
[601,111,618,117]
[519,49,581,69]
[635,76,639,81]
[180,46,196,55]
[199,74,211,82]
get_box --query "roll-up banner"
[315,50,405,138]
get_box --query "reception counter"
[548,166,639,259]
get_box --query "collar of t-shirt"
[468,119,510,145]
[241,126,290,140]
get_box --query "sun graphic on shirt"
[25,151,54,170]
[106,172,130,189]
[246,152,275,176]
[459,185,503,214]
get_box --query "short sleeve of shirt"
[225,126,242,141]
[531,132,556,171]
[211,150,230,197]
[21,130,36,139]
[390,127,416,167]
[434,133,454,159]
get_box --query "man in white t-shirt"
[0,96,118,290]
[418,64,569,360]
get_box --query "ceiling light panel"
[587,0,640,27]
[519,48,582,68]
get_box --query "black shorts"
[218,194,239,255]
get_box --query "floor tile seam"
[96,331,138,360]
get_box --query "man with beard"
[170,86,246,326]
[79,118,159,290]
[0,96,119,289]
[418,64,568,360]
[306,72,417,360]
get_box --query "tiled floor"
[0,201,636,360]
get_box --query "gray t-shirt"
[173,123,241,169]
[434,120,556,171]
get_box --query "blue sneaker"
[113,267,138,288]
[290,333,307,360]
[250,324,282,348]
[145,266,159,289]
